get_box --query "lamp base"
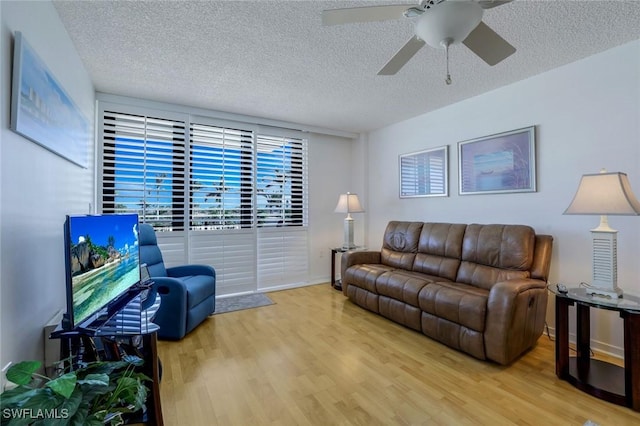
[586,285,623,299]
[343,216,356,250]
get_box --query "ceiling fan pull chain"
[443,38,452,85]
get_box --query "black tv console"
[50,291,164,425]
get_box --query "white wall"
[1,1,94,372]
[364,40,640,356]
[307,133,361,283]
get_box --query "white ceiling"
[52,0,640,134]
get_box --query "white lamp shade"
[334,192,364,214]
[564,172,640,215]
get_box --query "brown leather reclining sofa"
[341,221,553,365]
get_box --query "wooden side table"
[550,285,640,411]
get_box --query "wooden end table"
[549,285,640,412]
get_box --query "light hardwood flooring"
[157,284,640,425]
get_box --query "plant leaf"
[133,381,149,412]
[7,388,65,425]
[56,387,84,421]
[121,355,144,367]
[46,372,77,398]
[0,386,40,408]
[86,410,108,426]
[19,388,64,411]
[78,361,126,377]
[6,361,42,385]
[77,373,109,387]
[69,403,89,426]
[3,412,34,426]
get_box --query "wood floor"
[157,284,640,425]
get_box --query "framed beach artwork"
[10,31,89,168]
[399,145,448,198]
[458,126,536,195]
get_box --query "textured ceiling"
[52,0,640,134]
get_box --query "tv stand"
[50,292,164,425]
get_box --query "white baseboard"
[216,279,329,298]
[545,324,624,359]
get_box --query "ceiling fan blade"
[322,4,416,26]
[463,21,516,66]
[477,0,513,9]
[378,36,426,75]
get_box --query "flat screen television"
[63,213,141,330]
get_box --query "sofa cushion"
[375,270,436,308]
[456,262,531,291]
[457,224,535,289]
[346,285,380,313]
[418,281,489,332]
[343,263,395,294]
[413,223,466,281]
[421,312,486,360]
[379,296,422,331]
[380,221,422,269]
[461,224,535,270]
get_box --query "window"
[98,105,309,294]
[256,135,307,227]
[190,123,254,230]
[101,111,187,230]
[100,112,308,230]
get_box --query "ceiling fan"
[322,0,516,84]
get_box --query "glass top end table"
[549,284,640,412]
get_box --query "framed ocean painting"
[458,126,536,195]
[10,31,89,168]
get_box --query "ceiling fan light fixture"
[415,1,483,49]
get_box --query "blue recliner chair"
[138,223,216,340]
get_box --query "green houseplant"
[0,355,150,426]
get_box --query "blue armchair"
[138,223,216,340]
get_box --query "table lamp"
[334,192,364,249]
[564,170,640,298]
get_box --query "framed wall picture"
[10,31,89,168]
[458,126,536,195]
[399,145,448,198]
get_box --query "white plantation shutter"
[257,227,308,288]
[256,135,308,227]
[98,103,309,294]
[190,122,254,229]
[155,231,188,267]
[189,230,256,294]
[188,121,258,293]
[101,111,187,230]
[256,133,308,288]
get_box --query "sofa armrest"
[167,264,216,278]
[340,250,381,295]
[484,278,549,365]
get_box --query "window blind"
[101,111,187,230]
[256,135,308,227]
[99,105,309,294]
[190,123,254,230]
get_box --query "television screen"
[64,214,141,329]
